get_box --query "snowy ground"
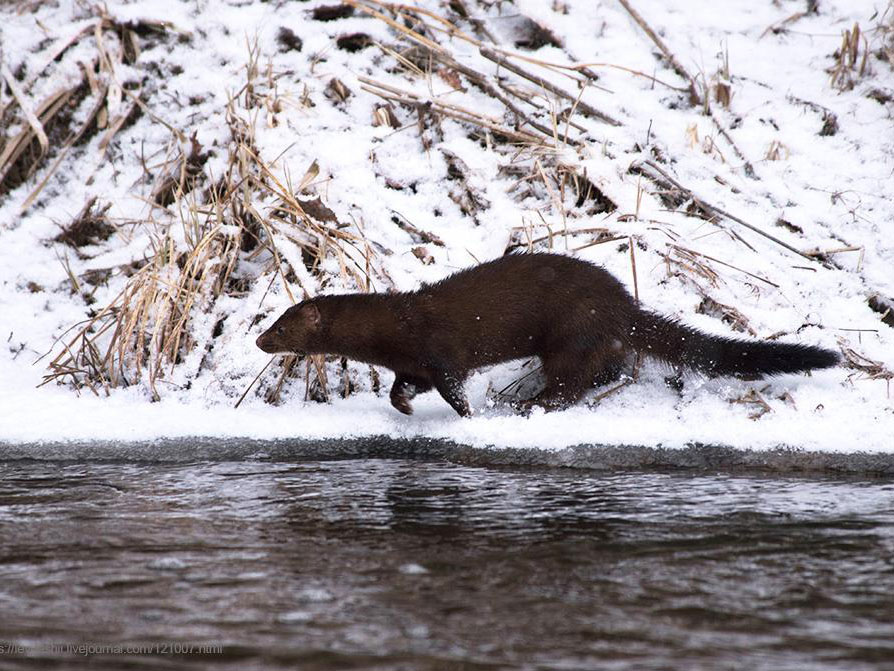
[1,0,892,456]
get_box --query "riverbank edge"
[1,438,892,476]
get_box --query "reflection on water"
[1,459,893,670]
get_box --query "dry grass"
[349,0,621,218]
[838,337,894,388]
[40,36,381,401]
[829,22,870,91]
[730,387,773,420]
[827,2,894,91]
[0,9,174,205]
[878,1,894,64]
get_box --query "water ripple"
[0,460,892,670]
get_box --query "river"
[1,458,893,670]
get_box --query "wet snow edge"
[2,437,893,476]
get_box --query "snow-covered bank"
[0,363,889,455]
[1,0,892,454]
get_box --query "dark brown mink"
[255,252,839,417]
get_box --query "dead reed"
[39,36,380,402]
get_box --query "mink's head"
[256,301,321,354]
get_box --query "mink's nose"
[256,334,269,352]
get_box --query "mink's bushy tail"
[628,311,840,377]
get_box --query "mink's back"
[402,253,638,370]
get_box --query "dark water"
[1,460,893,670]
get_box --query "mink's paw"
[390,392,414,415]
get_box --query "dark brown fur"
[256,253,839,417]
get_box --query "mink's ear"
[302,302,321,328]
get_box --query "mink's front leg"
[389,374,433,415]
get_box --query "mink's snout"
[256,332,274,353]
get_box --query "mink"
[255,253,839,417]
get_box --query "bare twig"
[428,50,570,143]
[670,244,780,288]
[359,76,547,145]
[633,160,813,261]
[479,48,621,127]
[235,356,275,408]
[628,236,639,303]
[617,0,756,177]
[616,0,700,105]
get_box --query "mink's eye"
[277,327,285,336]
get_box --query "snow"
[1,0,892,456]
[0,363,887,454]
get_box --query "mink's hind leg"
[593,355,625,386]
[390,374,433,415]
[431,369,471,417]
[531,349,614,411]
